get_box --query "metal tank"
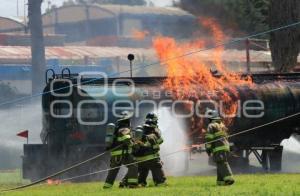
[231,82,300,145]
[22,70,300,181]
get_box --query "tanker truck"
[22,69,300,181]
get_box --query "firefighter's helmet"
[117,111,133,128]
[146,112,158,122]
[117,111,133,122]
[207,109,222,120]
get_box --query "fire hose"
[0,145,121,193]
[54,111,300,182]
[1,111,299,193]
[0,21,299,193]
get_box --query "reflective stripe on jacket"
[135,153,159,161]
[205,120,230,154]
[117,134,131,142]
[134,133,161,158]
[110,126,133,157]
[111,149,133,156]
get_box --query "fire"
[200,17,227,75]
[152,17,253,132]
[132,29,149,40]
[47,179,61,185]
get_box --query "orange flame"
[200,17,227,75]
[47,179,61,185]
[152,17,253,131]
[132,29,149,40]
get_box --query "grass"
[0,170,28,189]
[0,173,299,196]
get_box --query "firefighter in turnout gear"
[103,111,138,189]
[136,113,166,187]
[119,114,166,187]
[205,110,235,186]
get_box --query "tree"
[177,0,270,36]
[269,0,300,72]
[178,0,300,71]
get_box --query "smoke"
[0,100,42,169]
[281,134,300,173]
[157,107,189,176]
[156,107,300,175]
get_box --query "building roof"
[42,4,194,24]
[0,46,154,62]
[0,16,25,33]
[0,45,300,72]
[97,4,194,17]
[1,45,299,63]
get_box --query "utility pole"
[28,0,46,94]
[24,0,27,25]
[17,0,19,17]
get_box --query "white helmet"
[206,109,221,120]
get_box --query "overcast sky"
[0,0,175,19]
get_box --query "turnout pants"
[213,151,234,185]
[138,158,166,186]
[104,154,138,188]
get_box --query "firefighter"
[145,112,163,144]
[119,125,143,188]
[119,120,166,187]
[136,116,166,187]
[205,110,235,186]
[103,111,138,189]
[145,112,158,128]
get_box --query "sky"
[0,0,175,19]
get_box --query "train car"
[22,67,300,181]
[22,69,169,181]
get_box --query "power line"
[1,19,300,193]
[58,111,300,182]
[0,145,121,192]
[2,110,299,192]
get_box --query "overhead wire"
[1,20,300,193]
[59,111,300,182]
[0,21,299,108]
[2,110,298,192]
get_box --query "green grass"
[0,174,299,196]
[0,170,29,189]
